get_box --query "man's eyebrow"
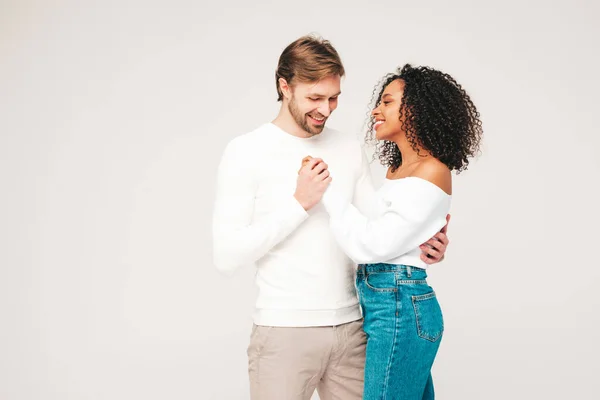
[308,91,342,98]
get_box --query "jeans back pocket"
[412,292,444,342]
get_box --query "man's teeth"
[311,116,324,121]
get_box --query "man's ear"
[279,78,292,100]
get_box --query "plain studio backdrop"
[1,0,599,399]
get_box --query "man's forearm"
[212,196,308,275]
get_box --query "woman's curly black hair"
[365,64,482,173]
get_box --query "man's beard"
[288,96,326,136]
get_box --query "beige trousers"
[247,319,366,400]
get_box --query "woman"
[320,64,482,399]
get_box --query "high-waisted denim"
[356,263,444,400]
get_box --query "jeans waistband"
[357,263,427,280]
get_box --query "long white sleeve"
[351,149,383,217]
[212,137,308,275]
[322,177,451,265]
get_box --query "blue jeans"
[356,263,444,400]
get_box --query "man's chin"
[305,129,323,137]
[306,122,325,135]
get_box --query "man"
[212,35,449,400]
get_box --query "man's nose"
[317,102,331,117]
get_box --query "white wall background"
[1,0,599,399]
